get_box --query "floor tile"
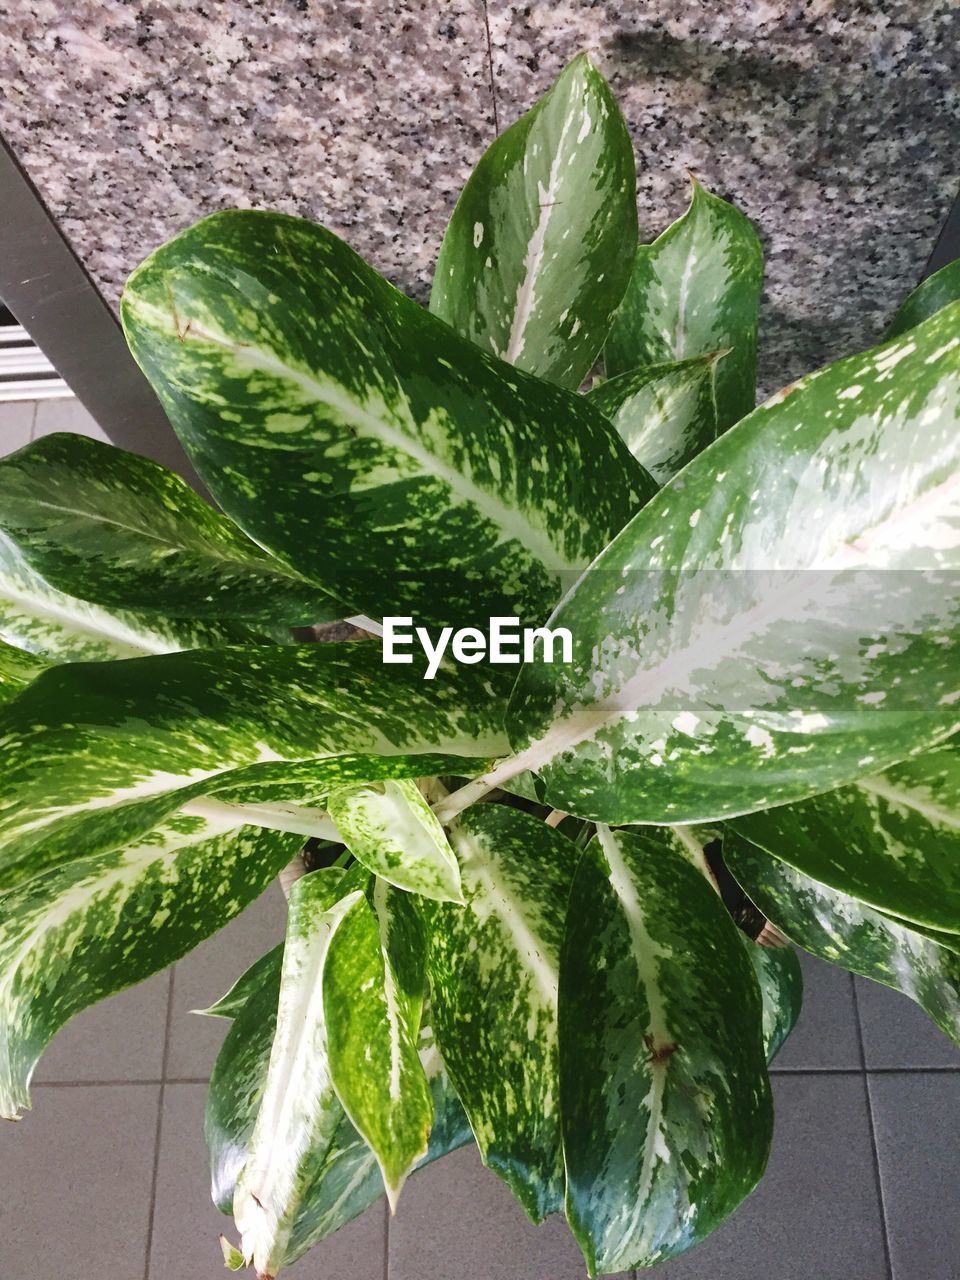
[0,1082,158,1278]
[34,969,169,1083]
[151,1083,386,1280]
[855,977,960,1069]
[651,1075,888,1279]
[770,949,863,1070]
[0,399,34,453]
[166,885,288,1081]
[32,394,108,440]
[869,1072,960,1280]
[388,1143,630,1280]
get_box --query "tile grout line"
[383,1195,390,1280]
[142,964,177,1280]
[850,977,895,1280]
[480,0,500,135]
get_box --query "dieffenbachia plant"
[1,53,957,1279]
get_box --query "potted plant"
[0,54,957,1279]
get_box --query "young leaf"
[195,943,283,1021]
[499,301,960,825]
[586,352,723,483]
[0,811,299,1119]
[727,742,960,933]
[206,937,470,1268]
[0,643,508,894]
[233,869,360,1277]
[0,530,260,662]
[323,880,434,1207]
[725,832,960,1049]
[605,177,763,428]
[741,934,804,1063]
[430,53,637,391]
[560,827,772,1272]
[327,778,462,902]
[0,434,341,625]
[423,804,581,1222]
[121,210,653,629]
[886,258,960,339]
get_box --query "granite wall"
[0,0,956,390]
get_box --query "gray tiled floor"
[1,398,958,1278]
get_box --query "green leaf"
[560,827,772,1273]
[196,943,283,1020]
[587,352,723,483]
[233,868,359,1277]
[727,742,960,933]
[0,434,341,625]
[0,637,48,703]
[0,642,508,894]
[741,934,803,1063]
[423,804,581,1222]
[430,53,638,390]
[498,301,960,825]
[327,778,462,903]
[208,920,471,1270]
[0,530,260,663]
[605,177,763,429]
[725,832,960,1049]
[324,879,434,1207]
[121,210,654,629]
[887,258,960,339]
[0,810,299,1119]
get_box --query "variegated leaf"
[327,778,462,903]
[725,832,960,1049]
[741,934,803,1063]
[196,943,283,1021]
[728,741,960,933]
[0,810,299,1118]
[0,530,258,662]
[233,868,359,1278]
[206,940,470,1267]
[887,257,960,339]
[423,804,581,1222]
[324,879,433,1206]
[0,643,508,894]
[121,210,653,629]
[430,53,637,390]
[0,433,341,625]
[605,177,763,429]
[488,302,960,826]
[560,827,772,1273]
[586,352,722,483]
[0,637,48,704]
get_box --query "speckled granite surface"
[0,1,956,390]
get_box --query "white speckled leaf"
[0,433,341,625]
[323,879,433,1208]
[327,778,462,903]
[121,209,653,628]
[0,530,258,662]
[605,178,763,429]
[233,869,359,1279]
[560,827,772,1273]
[0,637,48,704]
[887,258,960,339]
[501,302,960,824]
[728,741,960,933]
[725,832,960,1049]
[430,53,637,390]
[0,809,299,1119]
[741,934,804,1063]
[206,941,471,1269]
[587,353,722,484]
[423,804,581,1222]
[0,643,508,895]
